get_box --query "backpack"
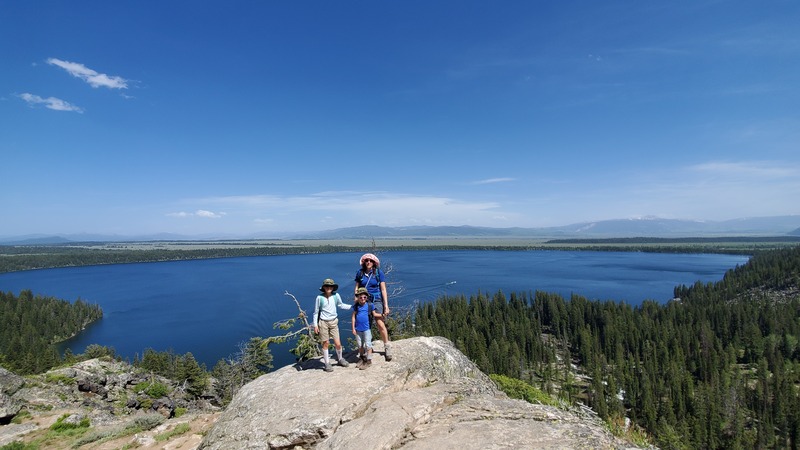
[354,302,374,327]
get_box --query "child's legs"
[330,326,342,350]
[319,321,334,362]
[362,329,374,359]
[356,330,369,355]
[319,320,332,350]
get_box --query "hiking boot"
[359,360,372,370]
[323,362,333,372]
[384,344,392,362]
[338,358,349,368]
[356,359,364,369]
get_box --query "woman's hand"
[314,325,319,334]
[384,305,390,316]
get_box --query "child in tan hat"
[312,278,352,372]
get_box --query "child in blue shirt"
[352,287,377,369]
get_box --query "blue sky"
[2,1,799,237]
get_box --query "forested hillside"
[0,290,103,374]
[414,246,800,449]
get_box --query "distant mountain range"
[2,216,799,244]
[293,216,800,240]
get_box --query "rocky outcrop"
[0,367,25,423]
[201,336,639,449]
[0,357,219,448]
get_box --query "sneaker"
[384,344,392,362]
[323,362,333,372]
[338,358,349,368]
[359,360,372,370]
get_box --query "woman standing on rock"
[354,253,392,361]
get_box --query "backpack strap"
[317,296,325,325]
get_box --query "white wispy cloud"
[688,161,799,179]
[180,191,509,229]
[203,192,498,213]
[47,58,128,89]
[18,93,83,113]
[167,210,226,219]
[471,177,515,185]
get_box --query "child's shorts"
[319,318,339,342]
[356,329,373,349]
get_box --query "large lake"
[0,250,749,369]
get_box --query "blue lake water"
[0,250,749,369]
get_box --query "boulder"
[0,367,24,423]
[0,368,24,396]
[152,397,175,419]
[200,336,639,449]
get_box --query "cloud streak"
[18,93,83,112]
[471,177,515,185]
[688,161,799,179]
[167,210,226,219]
[182,192,508,229]
[47,58,128,89]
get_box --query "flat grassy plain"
[47,235,800,251]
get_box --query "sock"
[323,351,329,365]
[336,348,343,360]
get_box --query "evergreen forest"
[413,246,800,449]
[0,290,103,374]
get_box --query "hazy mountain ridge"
[286,215,800,239]
[2,215,799,244]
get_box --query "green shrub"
[0,442,38,450]
[10,409,32,424]
[44,373,73,384]
[134,381,169,398]
[130,413,165,431]
[49,414,90,432]
[174,407,187,418]
[140,398,154,410]
[72,414,163,447]
[155,423,191,442]
[490,374,561,407]
[73,428,117,447]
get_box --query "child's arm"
[311,296,320,333]
[351,308,357,335]
[336,293,352,310]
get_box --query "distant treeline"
[3,239,797,273]
[414,246,800,448]
[0,290,103,374]
[0,245,355,273]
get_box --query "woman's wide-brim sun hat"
[319,278,339,292]
[360,253,380,266]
